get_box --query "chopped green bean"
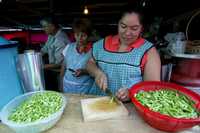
[8,91,63,123]
[135,89,200,118]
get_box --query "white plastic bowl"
[0,91,67,133]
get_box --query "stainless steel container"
[17,50,45,92]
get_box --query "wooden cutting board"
[81,96,129,122]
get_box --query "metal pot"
[17,50,45,92]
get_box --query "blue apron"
[63,43,94,94]
[88,38,153,95]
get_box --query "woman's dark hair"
[72,18,93,36]
[119,8,144,26]
[40,14,60,28]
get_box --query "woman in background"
[60,18,100,94]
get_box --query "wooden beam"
[16,0,48,3]
[164,8,200,24]
[85,2,128,8]
[16,3,43,16]
[0,15,29,28]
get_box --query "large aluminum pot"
[17,50,45,92]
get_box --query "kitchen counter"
[0,94,200,133]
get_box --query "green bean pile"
[8,91,63,123]
[135,89,200,118]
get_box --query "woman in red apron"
[86,9,161,101]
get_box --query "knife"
[105,89,120,105]
[68,68,76,73]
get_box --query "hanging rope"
[185,9,200,54]
[185,9,200,41]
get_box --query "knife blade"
[105,89,120,105]
[68,68,76,73]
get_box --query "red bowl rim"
[129,81,200,122]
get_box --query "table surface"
[0,94,200,133]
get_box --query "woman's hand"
[95,71,108,91]
[74,69,85,77]
[86,58,107,91]
[116,88,130,102]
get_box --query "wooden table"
[1,94,200,133]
